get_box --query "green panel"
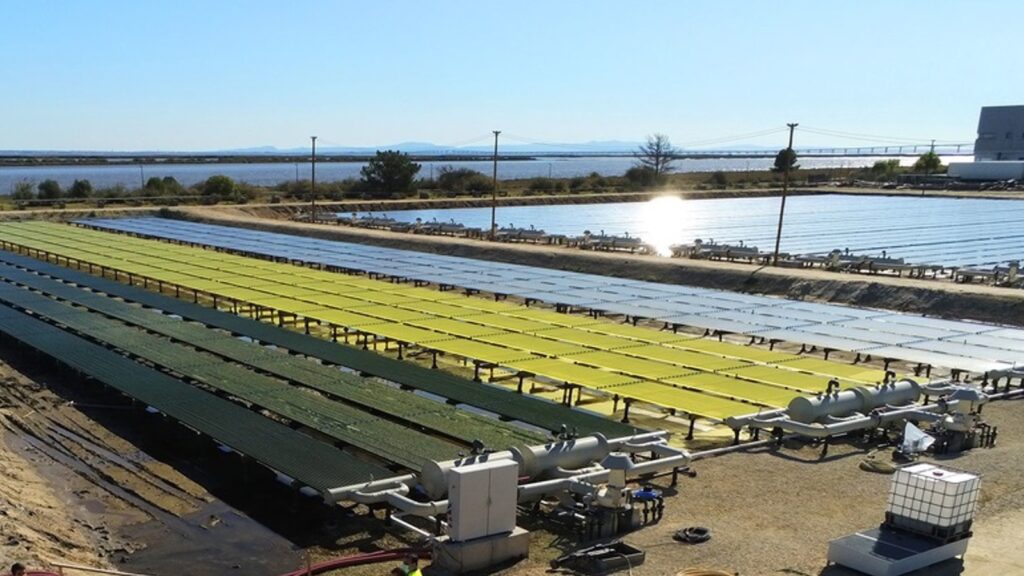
[0,304,389,492]
[0,263,544,450]
[0,245,640,437]
[0,281,461,470]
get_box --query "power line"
[676,127,790,148]
[799,126,967,145]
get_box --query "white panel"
[485,460,519,537]
[448,459,520,542]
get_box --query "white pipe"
[689,438,778,460]
[350,483,410,504]
[989,388,1024,400]
[518,469,610,500]
[629,454,689,477]
[385,491,449,517]
[724,408,787,429]
[551,464,605,478]
[749,401,959,438]
[389,514,434,539]
[325,473,417,503]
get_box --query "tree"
[202,175,236,201]
[160,176,186,196]
[912,151,942,174]
[708,171,729,188]
[37,179,63,200]
[624,166,659,188]
[69,179,93,199]
[869,159,901,180]
[436,166,492,195]
[11,182,34,201]
[772,148,799,173]
[358,150,421,197]
[144,176,166,193]
[634,133,677,177]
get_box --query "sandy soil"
[0,356,304,575]
[0,363,126,571]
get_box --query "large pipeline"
[331,431,688,517]
[417,431,665,500]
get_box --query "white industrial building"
[947,106,1024,180]
[974,105,1024,161]
[948,161,1024,181]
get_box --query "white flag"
[901,421,935,454]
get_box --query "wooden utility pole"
[772,122,798,266]
[490,130,501,239]
[310,136,318,219]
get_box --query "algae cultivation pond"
[350,194,1024,267]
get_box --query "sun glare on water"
[637,195,690,256]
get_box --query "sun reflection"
[637,195,689,256]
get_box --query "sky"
[1,0,1021,152]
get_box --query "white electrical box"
[886,463,980,531]
[447,459,519,542]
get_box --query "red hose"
[276,548,430,576]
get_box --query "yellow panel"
[408,317,502,339]
[570,350,694,380]
[477,333,591,357]
[505,358,638,389]
[361,323,452,346]
[440,296,528,314]
[610,382,755,421]
[347,304,433,323]
[245,295,322,313]
[426,339,535,364]
[578,322,699,345]
[294,293,366,309]
[725,365,845,394]
[621,344,750,372]
[667,338,803,363]
[502,307,605,328]
[463,313,552,333]
[534,327,635,351]
[663,374,795,408]
[774,358,888,383]
[214,287,275,302]
[395,300,474,318]
[305,309,387,330]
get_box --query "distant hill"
[0,140,645,157]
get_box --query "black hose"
[674,526,712,544]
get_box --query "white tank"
[788,379,920,424]
[419,434,611,500]
[420,451,515,500]
[512,434,610,479]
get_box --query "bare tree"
[634,133,677,177]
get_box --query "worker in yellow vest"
[391,553,423,576]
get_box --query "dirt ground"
[0,355,309,576]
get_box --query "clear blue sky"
[1,0,1020,151]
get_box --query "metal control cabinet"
[448,459,519,542]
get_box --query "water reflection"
[636,195,690,256]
